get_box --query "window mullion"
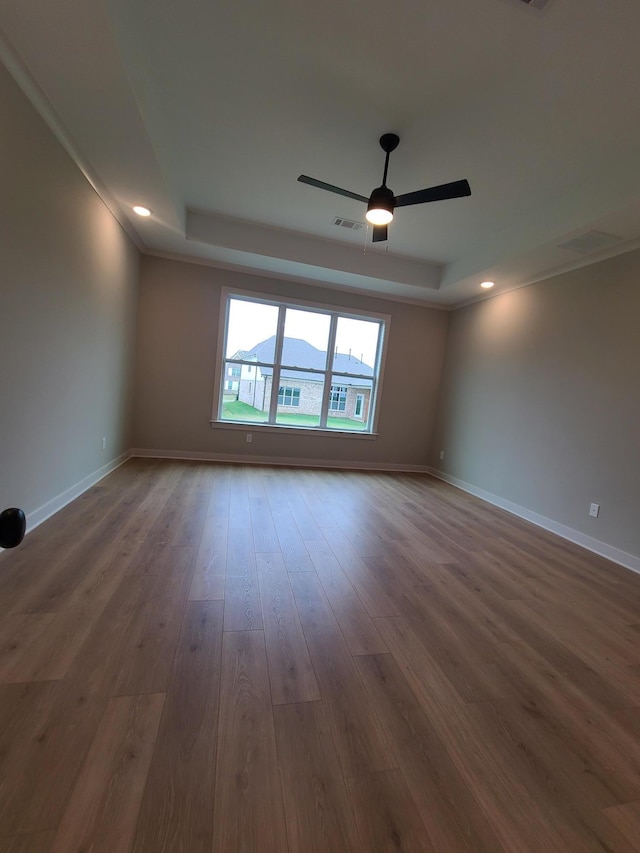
[366,322,384,431]
[269,306,286,423]
[320,314,338,428]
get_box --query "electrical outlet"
[589,502,600,518]
[246,433,252,443]
[101,437,107,451]
[439,450,445,461]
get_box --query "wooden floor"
[1,460,640,851]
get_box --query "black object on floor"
[0,508,26,548]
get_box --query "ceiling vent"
[333,217,363,231]
[516,0,552,10]
[557,231,623,255]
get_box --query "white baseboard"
[1,451,132,551]
[131,447,430,474]
[428,467,640,575]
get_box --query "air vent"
[517,0,552,9]
[333,217,363,231]
[557,231,623,255]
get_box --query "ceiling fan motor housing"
[368,185,395,216]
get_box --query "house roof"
[240,337,373,388]
[4,1,640,306]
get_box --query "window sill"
[209,420,378,440]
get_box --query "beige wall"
[0,62,140,520]
[432,251,640,558]
[133,256,449,468]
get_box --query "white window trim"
[211,286,390,437]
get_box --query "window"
[213,290,388,434]
[329,385,347,412]
[278,386,300,407]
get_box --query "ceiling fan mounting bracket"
[379,133,400,154]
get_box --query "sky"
[225,299,381,367]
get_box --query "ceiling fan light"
[366,207,393,225]
[366,186,395,225]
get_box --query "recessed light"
[480,281,495,289]
[133,205,151,217]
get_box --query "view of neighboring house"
[224,363,241,392]
[228,336,373,422]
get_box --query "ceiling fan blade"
[394,179,471,208]
[297,175,368,203]
[372,224,388,243]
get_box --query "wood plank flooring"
[1,459,640,851]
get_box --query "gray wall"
[133,256,449,468]
[0,62,140,519]
[432,251,640,558]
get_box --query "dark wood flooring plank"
[320,527,405,617]
[212,630,288,853]
[518,596,640,666]
[0,832,55,853]
[168,466,210,549]
[50,693,164,853]
[374,615,599,851]
[356,653,505,852]
[602,800,640,849]
[0,614,56,683]
[224,530,263,631]
[284,482,325,541]
[12,479,153,614]
[188,514,226,601]
[250,493,280,553]
[401,595,513,704]
[133,601,224,853]
[227,467,251,529]
[114,546,196,697]
[3,537,150,684]
[346,769,432,853]
[492,640,640,800]
[0,486,119,617]
[204,465,230,516]
[274,701,361,852]
[271,507,315,572]
[468,699,639,852]
[256,553,320,705]
[507,599,640,706]
[305,539,388,656]
[289,572,396,777]
[444,562,640,712]
[0,683,106,835]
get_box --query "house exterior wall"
[263,377,371,420]
[238,363,267,409]
[341,387,370,422]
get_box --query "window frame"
[211,287,390,437]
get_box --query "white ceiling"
[3,0,640,306]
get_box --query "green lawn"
[221,400,366,431]
[221,400,269,422]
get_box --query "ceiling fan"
[298,133,471,243]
